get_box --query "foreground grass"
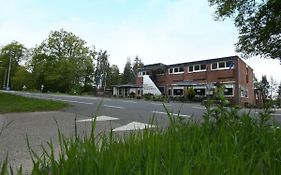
[0,92,67,113]
[1,94,281,174]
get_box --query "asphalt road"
[0,91,281,172]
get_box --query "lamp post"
[5,54,12,90]
[0,61,5,89]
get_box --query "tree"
[106,64,121,89]
[260,75,270,100]
[11,66,34,90]
[253,75,260,89]
[269,76,277,99]
[277,82,281,106]
[0,41,27,89]
[122,58,134,84]
[209,0,281,62]
[132,56,144,82]
[94,50,110,91]
[31,29,94,93]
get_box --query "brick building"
[136,56,255,106]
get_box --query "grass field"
[0,92,68,113]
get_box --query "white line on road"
[104,105,125,109]
[192,106,206,110]
[152,111,191,118]
[151,103,171,106]
[76,116,119,122]
[50,98,93,105]
[122,100,138,104]
[113,121,156,131]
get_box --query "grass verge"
[0,92,68,113]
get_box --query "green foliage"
[209,0,281,61]
[121,58,134,84]
[94,50,110,91]
[11,66,34,90]
[31,29,95,93]
[0,92,67,113]
[186,87,195,100]
[143,93,154,100]
[0,41,27,89]
[106,64,121,89]
[260,75,270,100]
[132,56,144,83]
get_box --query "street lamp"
[0,61,6,89]
[5,54,12,90]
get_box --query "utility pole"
[3,69,7,89]
[6,54,12,90]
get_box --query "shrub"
[186,87,195,100]
[129,92,135,98]
[143,93,153,100]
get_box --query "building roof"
[112,84,141,88]
[138,63,167,71]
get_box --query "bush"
[143,93,153,100]
[129,92,135,98]
[186,87,195,100]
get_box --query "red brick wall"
[136,56,255,106]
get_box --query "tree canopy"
[31,29,94,93]
[209,0,281,62]
[0,41,27,89]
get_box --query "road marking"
[122,100,138,104]
[152,111,191,118]
[113,121,156,131]
[151,103,171,106]
[103,105,125,109]
[76,116,119,122]
[50,98,93,105]
[192,106,206,110]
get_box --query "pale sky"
[0,0,280,84]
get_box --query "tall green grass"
[1,94,281,174]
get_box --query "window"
[194,88,206,96]
[212,63,217,70]
[169,66,184,74]
[173,89,183,96]
[219,62,225,68]
[212,61,234,70]
[226,61,232,67]
[224,88,233,96]
[169,68,173,74]
[179,66,184,72]
[189,66,193,72]
[240,87,248,98]
[189,64,207,72]
[200,64,206,70]
[194,65,200,71]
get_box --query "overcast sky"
[0,0,280,83]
